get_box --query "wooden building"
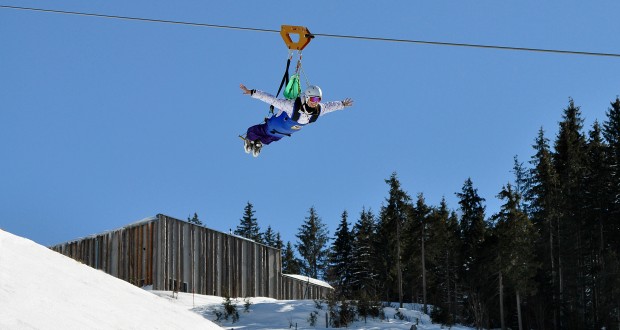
[50,214,332,300]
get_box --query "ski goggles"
[308,96,321,103]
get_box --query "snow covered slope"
[149,291,475,330]
[0,229,221,330]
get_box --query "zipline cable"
[311,32,620,58]
[2,4,620,58]
[0,5,280,33]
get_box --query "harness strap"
[291,97,320,123]
[270,58,291,115]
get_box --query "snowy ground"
[1,229,473,329]
[0,229,220,330]
[150,290,474,330]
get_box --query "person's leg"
[246,124,281,145]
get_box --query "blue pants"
[246,123,282,145]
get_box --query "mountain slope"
[0,229,220,329]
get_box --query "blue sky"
[2,1,619,247]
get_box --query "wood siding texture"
[50,214,331,299]
[281,275,332,300]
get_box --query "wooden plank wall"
[281,276,333,300]
[51,221,155,286]
[155,215,282,298]
[50,221,155,287]
[50,215,291,299]
[50,214,332,299]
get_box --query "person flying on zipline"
[240,83,353,156]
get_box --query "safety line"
[0,5,280,33]
[311,32,620,58]
[2,4,620,58]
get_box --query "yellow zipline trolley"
[280,25,313,51]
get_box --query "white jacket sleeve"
[251,90,295,117]
[319,101,346,116]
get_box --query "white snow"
[0,229,220,330]
[148,291,475,330]
[0,229,474,330]
[55,216,160,245]
[282,273,334,289]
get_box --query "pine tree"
[455,178,489,328]
[377,172,412,307]
[411,193,431,314]
[187,212,203,226]
[512,155,532,214]
[599,98,620,328]
[553,98,588,329]
[234,202,262,242]
[603,97,620,209]
[602,97,620,250]
[327,210,354,299]
[402,196,421,305]
[350,208,379,299]
[583,121,612,329]
[295,207,330,279]
[282,241,301,274]
[493,183,539,330]
[528,127,561,330]
[262,225,277,247]
[274,232,284,251]
[428,198,460,325]
[456,178,487,281]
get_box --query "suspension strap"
[270,56,292,115]
[295,52,303,74]
[269,25,313,116]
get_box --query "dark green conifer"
[350,208,379,298]
[327,211,354,299]
[187,212,203,226]
[377,172,412,307]
[295,207,330,279]
[282,241,301,274]
[234,202,262,242]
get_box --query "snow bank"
[148,291,476,330]
[0,229,221,330]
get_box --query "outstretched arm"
[342,98,354,107]
[321,98,354,115]
[240,84,252,95]
[239,83,295,114]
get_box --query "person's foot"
[252,141,263,157]
[243,139,253,154]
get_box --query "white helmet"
[303,85,322,102]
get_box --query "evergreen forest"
[227,97,620,330]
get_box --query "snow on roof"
[125,215,159,227]
[51,214,282,252]
[282,274,334,290]
[50,215,159,246]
